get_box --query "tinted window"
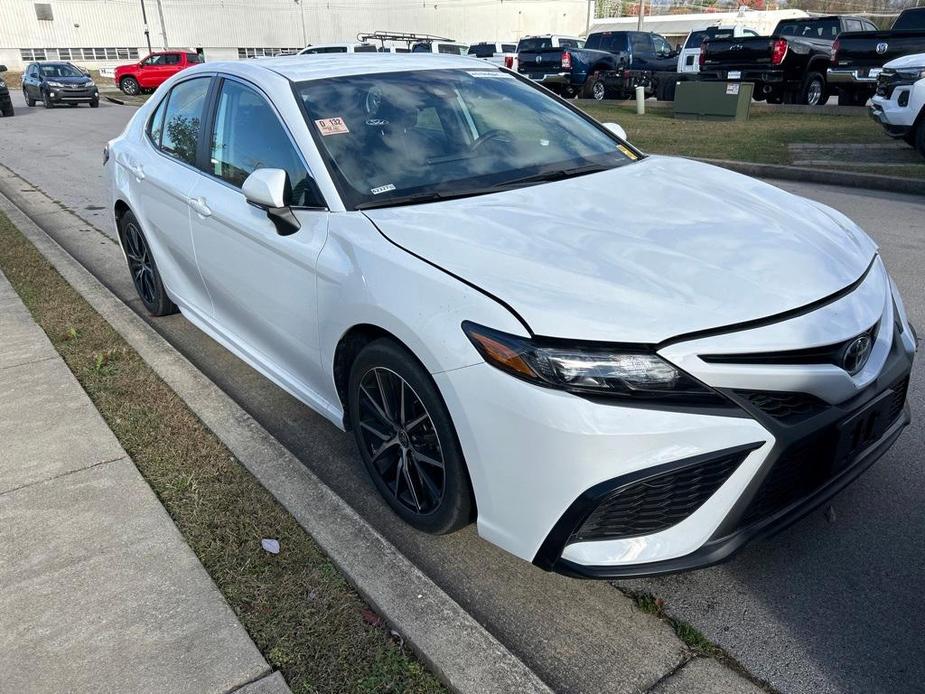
[187,52,204,64]
[775,19,840,38]
[297,69,635,209]
[355,44,377,52]
[894,10,925,31]
[653,34,672,56]
[502,44,517,52]
[160,77,210,166]
[210,79,316,206]
[438,44,467,55]
[411,43,431,53]
[517,37,552,51]
[585,32,628,53]
[468,43,497,58]
[559,38,582,49]
[630,33,654,57]
[143,54,166,66]
[164,53,181,65]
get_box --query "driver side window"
[209,79,321,207]
[653,35,672,57]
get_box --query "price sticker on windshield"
[315,117,349,136]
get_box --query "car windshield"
[295,69,636,209]
[39,63,84,79]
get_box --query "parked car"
[0,65,12,117]
[467,41,518,66]
[870,52,925,155]
[22,61,100,108]
[298,43,378,55]
[700,16,877,105]
[829,8,925,106]
[511,35,584,71]
[105,54,915,578]
[411,41,468,55]
[677,26,760,74]
[114,51,203,96]
[517,30,677,99]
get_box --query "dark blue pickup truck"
[517,29,679,99]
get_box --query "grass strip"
[0,210,445,694]
[578,103,925,180]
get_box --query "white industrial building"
[0,0,591,69]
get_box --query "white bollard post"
[635,85,645,115]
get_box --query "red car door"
[136,53,169,89]
[161,53,185,80]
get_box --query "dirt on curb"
[0,210,446,694]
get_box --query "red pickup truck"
[114,51,203,95]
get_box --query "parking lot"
[1,90,922,693]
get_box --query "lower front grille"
[572,449,750,542]
[740,390,828,425]
[738,375,909,529]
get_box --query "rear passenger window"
[209,79,318,206]
[164,53,181,65]
[160,77,210,166]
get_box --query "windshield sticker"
[371,184,396,195]
[315,117,350,136]
[618,145,638,160]
[466,71,515,79]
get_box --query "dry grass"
[0,211,445,694]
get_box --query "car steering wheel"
[470,128,515,151]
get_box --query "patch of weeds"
[0,212,446,694]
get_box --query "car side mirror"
[242,168,301,236]
[0,65,7,73]
[602,122,627,141]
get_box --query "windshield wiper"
[500,162,612,187]
[356,188,502,211]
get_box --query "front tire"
[90,99,99,108]
[914,123,925,159]
[24,90,35,107]
[120,76,140,96]
[42,90,53,108]
[349,339,473,534]
[118,210,177,316]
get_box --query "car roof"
[214,53,490,82]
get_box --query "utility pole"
[154,0,169,49]
[585,0,593,35]
[637,0,645,31]
[296,0,307,47]
[139,0,152,55]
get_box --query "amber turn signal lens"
[467,331,537,378]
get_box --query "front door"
[188,76,329,397]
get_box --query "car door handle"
[188,196,211,217]
[130,163,145,180]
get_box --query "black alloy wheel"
[349,340,473,534]
[120,76,140,96]
[119,211,177,316]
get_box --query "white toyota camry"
[105,54,916,577]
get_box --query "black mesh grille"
[740,391,829,425]
[739,375,909,529]
[572,451,748,542]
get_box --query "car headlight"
[46,80,65,88]
[896,68,925,81]
[86,80,96,87]
[462,322,724,404]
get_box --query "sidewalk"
[0,269,288,694]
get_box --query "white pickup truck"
[869,52,925,157]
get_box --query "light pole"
[154,0,169,48]
[139,0,152,55]
[636,0,645,31]
[296,0,307,47]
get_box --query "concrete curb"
[692,157,925,196]
[0,185,552,694]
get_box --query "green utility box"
[673,81,753,121]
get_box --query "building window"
[20,48,47,61]
[237,47,298,59]
[34,3,53,21]
[21,47,140,62]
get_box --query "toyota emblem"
[536,55,542,63]
[876,42,889,55]
[841,334,873,375]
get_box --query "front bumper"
[45,86,99,104]
[436,257,916,577]
[870,76,922,131]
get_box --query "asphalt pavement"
[1,90,923,694]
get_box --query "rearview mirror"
[602,122,627,141]
[242,168,301,236]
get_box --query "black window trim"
[200,73,328,210]
[144,73,217,170]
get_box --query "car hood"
[363,156,877,343]
[884,53,925,69]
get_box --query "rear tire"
[118,210,177,317]
[348,339,473,535]
[582,72,607,101]
[120,76,140,96]
[915,123,925,159]
[799,72,826,106]
[0,103,12,117]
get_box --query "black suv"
[0,65,13,117]
[22,61,100,108]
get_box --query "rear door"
[122,75,214,313]
[187,75,329,389]
[162,52,185,80]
